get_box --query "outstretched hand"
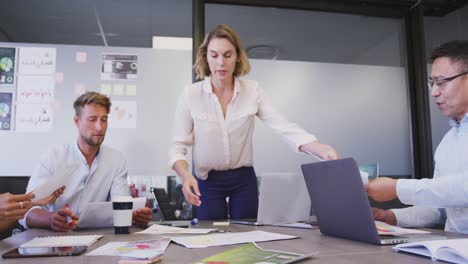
[33,186,66,207]
[366,177,398,202]
[300,141,341,161]
[182,175,201,207]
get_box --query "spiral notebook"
[20,235,103,248]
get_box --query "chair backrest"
[0,176,29,194]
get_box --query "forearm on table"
[25,208,52,229]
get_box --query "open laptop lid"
[232,173,310,225]
[150,188,190,226]
[301,158,381,245]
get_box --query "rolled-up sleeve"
[256,86,317,153]
[396,175,468,208]
[168,87,194,168]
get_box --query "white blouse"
[169,77,317,180]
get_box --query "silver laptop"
[231,173,311,225]
[301,158,444,245]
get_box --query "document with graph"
[376,221,431,236]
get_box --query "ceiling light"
[93,33,120,37]
[152,36,192,50]
[246,45,279,60]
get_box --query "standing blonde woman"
[169,24,340,220]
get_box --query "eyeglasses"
[428,71,468,91]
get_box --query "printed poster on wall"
[15,103,53,132]
[101,54,137,80]
[17,75,55,104]
[0,92,12,130]
[18,47,56,75]
[108,101,137,128]
[0,47,16,84]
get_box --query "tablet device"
[1,246,87,258]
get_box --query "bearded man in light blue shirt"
[367,40,468,234]
[21,92,152,231]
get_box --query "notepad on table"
[393,238,468,263]
[20,235,103,248]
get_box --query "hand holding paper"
[31,165,76,202]
[31,185,66,207]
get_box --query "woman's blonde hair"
[194,24,250,80]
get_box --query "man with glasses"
[366,40,468,234]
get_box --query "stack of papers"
[166,230,297,248]
[375,221,431,236]
[135,224,216,235]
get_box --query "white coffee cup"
[112,196,133,234]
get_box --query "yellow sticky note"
[100,84,112,95]
[113,84,125,96]
[126,85,137,96]
[213,221,230,226]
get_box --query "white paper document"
[20,235,103,248]
[271,222,318,229]
[166,230,297,248]
[78,202,113,229]
[78,198,146,229]
[375,221,431,236]
[136,224,216,235]
[31,165,77,202]
[86,238,171,257]
[133,197,146,210]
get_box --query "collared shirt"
[20,142,129,229]
[169,77,317,180]
[393,114,468,234]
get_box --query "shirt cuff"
[19,206,43,230]
[392,206,442,228]
[293,135,318,154]
[392,208,413,227]
[396,178,420,205]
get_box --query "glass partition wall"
[424,6,468,153]
[206,4,412,178]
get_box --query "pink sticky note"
[55,72,64,84]
[76,52,87,63]
[74,83,86,95]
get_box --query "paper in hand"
[78,202,113,229]
[359,162,380,182]
[31,164,77,202]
